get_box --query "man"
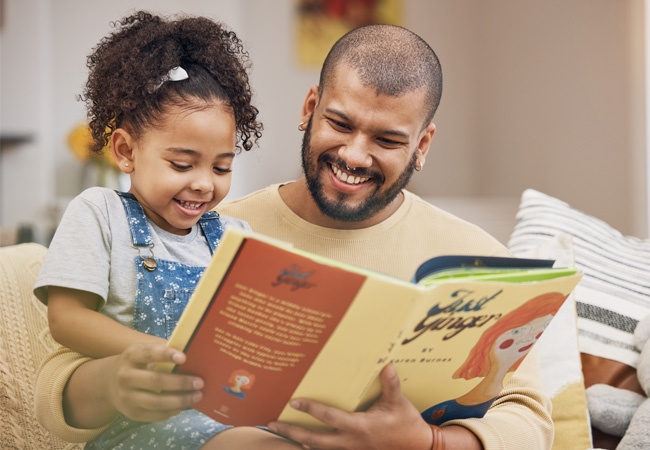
[35,25,552,450]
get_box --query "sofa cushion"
[0,243,83,449]
[507,231,592,450]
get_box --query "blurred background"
[1,0,648,245]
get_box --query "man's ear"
[416,122,436,164]
[111,128,135,173]
[300,84,319,125]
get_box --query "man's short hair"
[319,24,443,125]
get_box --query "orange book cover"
[159,228,582,429]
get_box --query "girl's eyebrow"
[165,147,199,156]
[165,148,236,159]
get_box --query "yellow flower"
[67,123,117,169]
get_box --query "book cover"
[159,228,582,428]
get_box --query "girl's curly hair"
[82,10,262,153]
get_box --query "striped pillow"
[508,189,650,368]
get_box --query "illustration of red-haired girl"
[421,292,568,425]
[222,369,256,399]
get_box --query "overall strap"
[117,191,224,253]
[198,211,224,254]
[116,191,153,247]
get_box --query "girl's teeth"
[178,200,202,210]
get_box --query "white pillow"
[508,231,592,450]
[509,189,650,368]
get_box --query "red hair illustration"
[227,369,256,390]
[453,292,568,380]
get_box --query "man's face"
[300,65,435,225]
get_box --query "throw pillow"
[509,189,650,368]
[508,231,592,450]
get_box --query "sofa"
[0,243,83,449]
[1,188,648,450]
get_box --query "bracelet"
[430,425,446,450]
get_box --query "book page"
[176,238,367,426]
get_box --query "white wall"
[1,0,648,243]
[405,0,647,237]
[0,0,54,242]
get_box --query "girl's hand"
[106,342,205,423]
[61,342,206,428]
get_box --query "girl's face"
[491,314,553,370]
[235,374,250,386]
[125,102,236,235]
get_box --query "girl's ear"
[111,128,135,173]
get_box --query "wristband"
[430,425,446,450]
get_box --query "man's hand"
[267,364,433,450]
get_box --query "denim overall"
[86,192,232,450]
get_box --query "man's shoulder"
[402,190,509,255]
[403,190,472,224]
[218,184,281,216]
[215,184,280,222]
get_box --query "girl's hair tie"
[149,66,189,92]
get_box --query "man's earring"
[415,160,423,172]
[298,122,305,131]
[124,163,129,167]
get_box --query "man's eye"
[171,162,191,170]
[214,166,233,174]
[328,118,350,130]
[378,137,403,147]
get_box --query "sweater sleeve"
[442,347,554,449]
[34,346,109,443]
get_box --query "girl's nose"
[189,171,214,192]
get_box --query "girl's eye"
[214,166,232,174]
[171,162,191,170]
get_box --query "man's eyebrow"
[324,108,409,139]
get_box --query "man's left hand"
[267,363,433,450]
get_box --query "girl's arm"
[47,286,164,358]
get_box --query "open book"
[158,228,582,428]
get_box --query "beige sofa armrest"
[0,243,83,449]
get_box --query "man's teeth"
[178,200,202,210]
[333,165,369,185]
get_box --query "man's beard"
[300,119,418,223]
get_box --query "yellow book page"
[393,273,582,424]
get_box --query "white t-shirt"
[34,187,249,329]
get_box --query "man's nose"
[337,134,373,169]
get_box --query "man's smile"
[329,163,371,185]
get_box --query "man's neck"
[278,178,404,230]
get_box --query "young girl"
[34,10,263,449]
